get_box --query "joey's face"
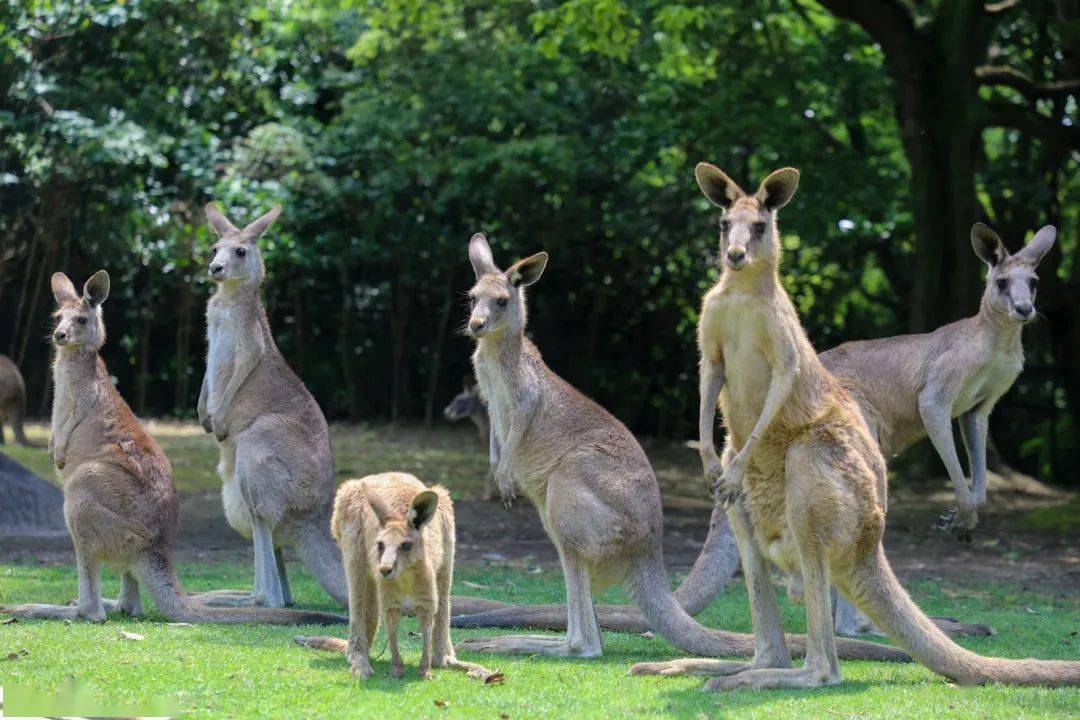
[444,381,483,420]
[372,522,422,581]
[719,198,777,271]
[209,235,263,286]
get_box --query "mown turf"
[1,560,1077,719]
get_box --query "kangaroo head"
[465,233,548,339]
[363,486,439,581]
[444,375,483,421]
[205,203,282,287]
[50,270,109,351]
[695,163,799,273]
[972,223,1056,323]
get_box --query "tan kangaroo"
[196,203,346,609]
[0,271,345,626]
[0,354,42,447]
[450,233,906,662]
[295,473,498,681]
[630,165,1079,689]
[821,223,1057,540]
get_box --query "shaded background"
[1,0,1077,483]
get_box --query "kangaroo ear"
[507,252,548,288]
[971,223,1007,267]
[51,272,79,306]
[362,485,397,526]
[469,233,497,279]
[409,490,440,531]
[206,203,240,237]
[82,270,110,308]
[241,204,283,242]
[1016,225,1056,267]
[695,163,744,209]
[755,167,800,211]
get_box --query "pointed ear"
[755,167,800,211]
[1016,225,1056,267]
[971,223,1007,267]
[206,203,240,237]
[51,272,79,306]
[242,204,283,242]
[82,270,110,308]
[409,490,439,531]
[362,485,397,526]
[468,233,497,279]
[695,163,744,209]
[507,252,548,288]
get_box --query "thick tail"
[136,552,346,626]
[10,390,42,448]
[627,555,909,662]
[294,635,348,652]
[451,503,741,632]
[296,518,348,606]
[847,547,1079,686]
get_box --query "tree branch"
[983,99,1080,146]
[984,0,1021,14]
[977,65,1080,99]
[814,0,920,60]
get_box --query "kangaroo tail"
[451,503,741,632]
[296,517,348,606]
[11,385,41,448]
[136,552,346,626]
[294,635,348,652]
[627,554,909,662]
[847,546,1079,686]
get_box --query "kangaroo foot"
[703,665,842,691]
[934,507,975,543]
[630,659,756,677]
[457,633,600,658]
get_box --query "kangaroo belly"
[221,474,253,539]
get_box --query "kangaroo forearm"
[214,356,257,417]
[197,374,209,417]
[698,360,725,458]
[488,423,500,468]
[742,365,795,456]
[498,400,537,470]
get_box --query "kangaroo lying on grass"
[295,473,500,681]
[196,203,346,609]
[631,164,1079,689]
[821,223,1056,540]
[443,376,499,501]
[0,354,42,447]
[0,271,345,626]
[450,233,906,662]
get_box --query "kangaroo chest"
[951,352,1023,417]
[472,356,514,447]
[706,292,774,443]
[205,302,240,403]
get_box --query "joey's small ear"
[1016,225,1056,267]
[469,233,497,279]
[82,270,110,307]
[206,203,240,237]
[695,163,744,209]
[507,252,548,288]
[242,204,283,242]
[409,490,439,531]
[756,168,800,211]
[363,485,397,526]
[971,223,1007,267]
[51,272,79,306]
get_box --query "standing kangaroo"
[0,354,42,447]
[821,223,1056,540]
[451,233,906,662]
[0,271,345,626]
[631,165,1079,689]
[443,376,499,500]
[295,473,497,682]
[198,203,346,608]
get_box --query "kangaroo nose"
[1015,302,1033,317]
[727,249,746,265]
[209,263,223,275]
[53,330,67,342]
[469,318,486,334]
[379,566,393,577]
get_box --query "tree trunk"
[423,261,455,427]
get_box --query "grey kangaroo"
[198,203,346,608]
[451,233,906,662]
[1,270,345,626]
[0,354,42,447]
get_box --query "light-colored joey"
[364,487,440,582]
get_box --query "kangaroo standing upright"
[199,203,346,608]
[452,233,905,662]
[1,271,345,626]
[632,164,1078,689]
[0,354,42,447]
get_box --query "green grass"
[1,562,1077,719]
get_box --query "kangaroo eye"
[77,317,88,326]
[497,298,508,308]
[235,247,247,258]
[996,278,1008,292]
[376,542,385,553]
[400,542,413,552]
[719,220,730,232]
[752,222,767,235]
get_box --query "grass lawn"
[1,560,1078,719]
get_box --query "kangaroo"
[821,223,1056,540]
[449,233,907,662]
[0,354,43,447]
[295,473,499,682]
[630,165,1079,689]
[0,271,346,627]
[443,376,499,500]
[196,203,346,609]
